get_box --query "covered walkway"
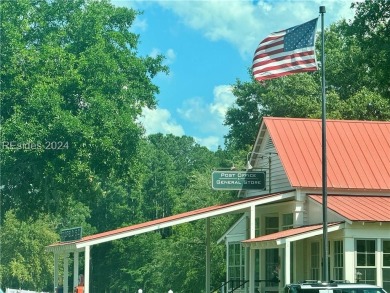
[46,191,295,293]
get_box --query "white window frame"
[382,240,390,292]
[333,240,344,281]
[282,213,294,231]
[356,239,376,284]
[311,241,320,281]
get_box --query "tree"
[0,0,167,289]
[224,0,390,151]
[0,0,167,221]
[346,0,390,99]
[341,88,390,120]
[0,211,58,290]
[224,73,325,150]
[86,134,225,292]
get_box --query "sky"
[112,0,358,151]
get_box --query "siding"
[245,134,292,197]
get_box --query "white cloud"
[132,17,148,32]
[138,107,185,136]
[116,0,358,152]
[165,48,176,64]
[177,85,236,148]
[193,135,221,151]
[138,85,235,150]
[149,48,176,64]
[210,85,235,121]
[177,85,235,128]
[154,0,357,59]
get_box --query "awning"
[242,222,344,249]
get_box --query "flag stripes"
[252,18,318,82]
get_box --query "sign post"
[211,171,266,190]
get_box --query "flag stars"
[284,19,317,51]
[252,18,318,82]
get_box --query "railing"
[213,279,280,293]
[230,279,248,292]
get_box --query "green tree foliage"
[0,211,58,290]
[346,0,390,99]
[0,0,167,220]
[0,0,167,289]
[224,0,390,151]
[341,88,390,120]
[86,135,231,292]
[142,134,218,221]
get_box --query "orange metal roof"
[242,222,342,244]
[263,117,390,190]
[47,191,295,250]
[309,195,390,222]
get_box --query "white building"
[47,117,390,293]
[219,117,390,293]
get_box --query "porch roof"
[309,195,390,222]
[46,191,296,253]
[241,222,344,249]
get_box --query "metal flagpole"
[319,5,328,282]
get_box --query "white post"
[54,253,59,292]
[249,205,256,293]
[73,251,79,289]
[376,238,382,286]
[285,241,291,284]
[84,246,90,293]
[206,218,211,293]
[64,253,69,293]
[249,249,256,293]
[344,237,355,282]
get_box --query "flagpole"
[319,5,328,282]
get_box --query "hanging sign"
[211,171,266,190]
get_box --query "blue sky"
[113,0,357,151]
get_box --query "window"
[333,240,344,281]
[383,240,390,266]
[266,248,279,286]
[282,213,294,230]
[311,242,320,281]
[356,239,376,284]
[255,217,260,237]
[228,243,245,289]
[264,216,280,287]
[383,240,390,293]
[357,239,376,266]
[265,216,279,235]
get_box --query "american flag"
[252,18,318,82]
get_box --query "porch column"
[206,218,211,293]
[249,205,256,293]
[84,245,91,293]
[73,251,79,289]
[249,249,256,293]
[63,253,69,293]
[285,241,291,284]
[376,238,382,285]
[54,253,59,292]
[344,237,355,282]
